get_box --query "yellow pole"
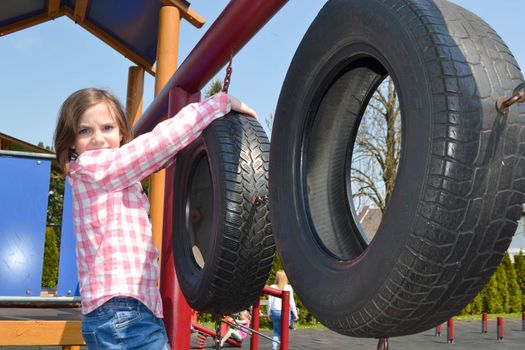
[149,5,180,261]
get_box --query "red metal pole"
[435,323,442,336]
[482,312,488,333]
[522,312,525,331]
[446,319,454,344]
[160,87,201,349]
[133,0,289,136]
[280,290,290,350]
[250,299,261,350]
[497,317,504,341]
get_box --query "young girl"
[54,88,256,350]
[220,310,252,347]
[268,270,298,350]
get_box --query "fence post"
[497,317,504,341]
[447,319,454,344]
[435,323,442,336]
[280,290,290,350]
[250,299,261,350]
[482,312,488,333]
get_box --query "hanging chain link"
[222,57,233,94]
[496,82,525,115]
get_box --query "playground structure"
[2,0,525,349]
[0,0,289,348]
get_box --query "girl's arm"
[70,93,231,191]
[288,286,299,320]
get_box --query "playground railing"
[191,285,290,350]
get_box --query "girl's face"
[74,102,122,155]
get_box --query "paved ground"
[200,318,525,350]
[1,318,524,349]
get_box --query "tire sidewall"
[173,132,224,308]
[271,0,434,318]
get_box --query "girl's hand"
[228,95,257,119]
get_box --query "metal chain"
[215,314,222,350]
[377,337,389,350]
[496,82,525,115]
[222,57,233,93]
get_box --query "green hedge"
[460,251,524,315]
[41,226,59,288]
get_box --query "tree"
[482,270,503,313]
[41,226,59,288]
[47,171,65,228]
[351,76,401,213]
[265,113,274,134]
[460,292,483,315]
[501,252,522,312]
[514,251,525,309]
[204,79,223,98]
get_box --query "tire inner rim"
[186,153,213,268]
[305,56,401,261]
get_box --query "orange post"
[149,5,181,257]
[127,66,145,126]
[146,5,183,348]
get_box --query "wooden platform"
[0,307,84,347]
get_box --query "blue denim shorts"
[81,297,170,350]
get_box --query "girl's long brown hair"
[54,88,131,172]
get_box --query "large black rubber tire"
[270,0,525,338]
[172,112,274,314]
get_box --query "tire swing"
[172,112,274,313]
[270,0,525,338]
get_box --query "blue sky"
[1,0,524,148]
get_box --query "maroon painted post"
[435,323,442,336]
[280,290,291,350]
[482,312,488,333]
[522,312,525,331]
[497,317,504,341]
[446,319,454,344]
[250,298,261,350]
[160,88,201,349]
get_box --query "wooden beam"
[73,0,89,23]
[0,12,59,36]
[0,320,84,346]
[161,0,205,28]
[48,0,61,17]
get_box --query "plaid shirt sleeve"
[69,92,231,191]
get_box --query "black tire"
[172,112,274,314]
[270,0,525,338]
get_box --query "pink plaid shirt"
[68,93,230,317]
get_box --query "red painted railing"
[190,285,291,350]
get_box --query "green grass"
[454,312,524,321]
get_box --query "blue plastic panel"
[57,181,80,296]
[0,0,46,28]
[0,156,50,296]
[87,0,162,65]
